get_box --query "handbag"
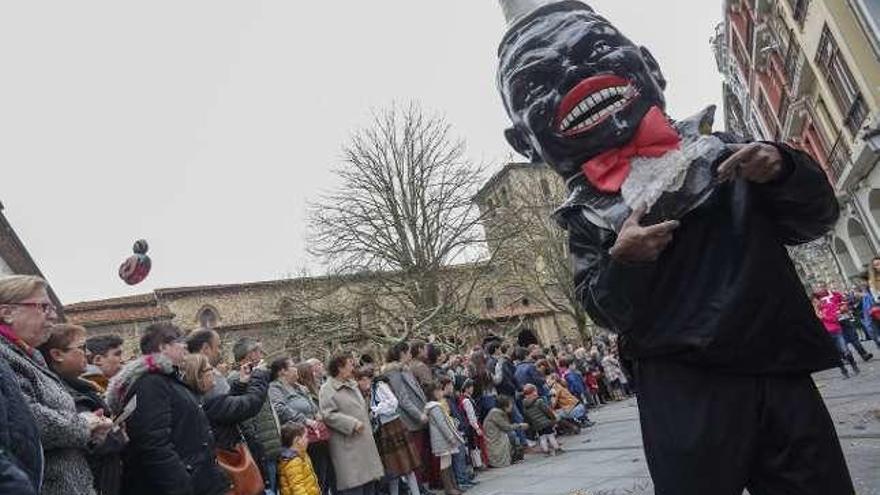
[870,305,880,322]
[306,420,331,444]
[215,442,264,495]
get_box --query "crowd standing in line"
[0,274,652,495]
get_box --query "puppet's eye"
[589,40,613,58]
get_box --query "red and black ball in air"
[119,239,151,285]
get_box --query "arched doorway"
[834,237,858,277]
[517,328,539,348]
[847,218,874,268]
[196,306,219,329]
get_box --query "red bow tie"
[581,106,682,193]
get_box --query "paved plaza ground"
[467,356,880,495]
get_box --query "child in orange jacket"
[278,423,320,495]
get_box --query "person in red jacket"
[814,287,860,377]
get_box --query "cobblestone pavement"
[466,356,880,495]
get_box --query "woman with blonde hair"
[180,352,269,451]
[0,275,112,495]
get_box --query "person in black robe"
[495,1,855,493]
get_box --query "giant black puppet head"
[498,0,668,179]
[497,0,728,231]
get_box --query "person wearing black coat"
[0,357,42,495]
[495,3,854,493]
[181,353,270,451]
[106,323,231,495]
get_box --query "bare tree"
[307,103,488,343]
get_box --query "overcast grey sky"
[0,1,724,303]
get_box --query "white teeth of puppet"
[563,85,635,133]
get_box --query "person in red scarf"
[0,275,113,495]
[495,1,853,494]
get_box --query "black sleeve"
[202,370,269,426]
[125,376,193,495]
[0,450,35,495]
[756,142,839,245]
[566,208,658,333]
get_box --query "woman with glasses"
[180,352,269,452]
[38,323,128,495]
[0,275,113,495]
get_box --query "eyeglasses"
[10,302,56,315]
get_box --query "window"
[484,297,495,311]
[828,136,852,182]
[197,306,219,329]
[786,0,811,27]
[522,298,530,307]
[816,25,867,135]
[757,92,779,139]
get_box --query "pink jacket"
[817,291,843,333]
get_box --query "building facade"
[474,162,595,344]
[0,201,63,314]
[713,0,880,285]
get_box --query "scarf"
[0,323,35,357]
[582,106,682,193]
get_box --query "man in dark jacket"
[109,323,231,495]
[0,358,41,495]
[229,337,281,495]
[512,347,547,398]
[203,366,270,451]
[495,1,853,494]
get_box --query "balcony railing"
[827,133,851,184]
[781,37,801,87]
[844,94,869,136]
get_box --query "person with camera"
[229,338,282,495]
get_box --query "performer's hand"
[609,205,679,263]
[717,143,784,183]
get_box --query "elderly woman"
[0,275,112,495]
[319,354,384,495]
[38,324,127,495]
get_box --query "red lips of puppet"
[554,75,681,193]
